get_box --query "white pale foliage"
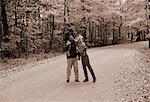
[39,0,120,23]
[123,0,148,28]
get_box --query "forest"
[0,0,149,59]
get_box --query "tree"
[0,0,3,39]
[1,0,9,37]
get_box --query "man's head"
[68,28,75,38]
[69,28,74,33]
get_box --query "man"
[65,28,80,83]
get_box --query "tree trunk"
[112,21,116,45]
[149,39,150,48]
[51,15,54,48]
[89,20,91,42]
[0,0,3,39]
[1,0,9,36]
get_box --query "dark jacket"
[66,41,78,59]
[65,29,79,59]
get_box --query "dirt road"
[0,41,149,102]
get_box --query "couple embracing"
[65,28,96,83]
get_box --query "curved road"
[0,42,148,102]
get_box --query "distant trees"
[1,0,142,59]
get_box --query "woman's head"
[78,35,84,43]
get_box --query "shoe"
[93,78,96,83]
[66,80,69,83]
[83,79,89,82]
[75,79,80,82]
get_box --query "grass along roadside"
[0,52,62,78]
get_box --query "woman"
[77,36,96,82]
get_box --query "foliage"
[1,0,147,58]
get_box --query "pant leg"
[87,63,96,79]
[73,58,79,80]
[67,58,73,80]
[84,54,96,79]
[82,63,88,80]
[81,57,88,80]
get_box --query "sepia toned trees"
[0,0,148,59]
[0,0,65,59]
